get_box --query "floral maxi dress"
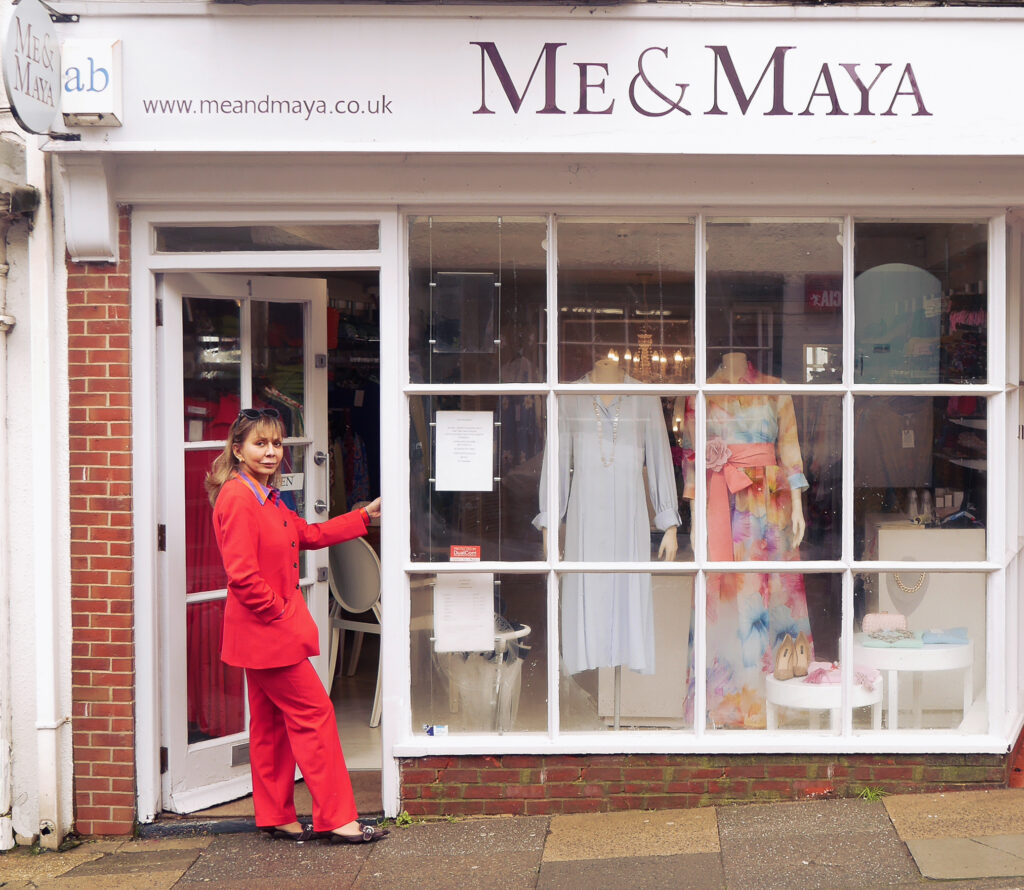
[682,377,812,729]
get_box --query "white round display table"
[765,672,882,731]
[852,632,973,731]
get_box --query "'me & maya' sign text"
[471,43,929,119]
[3,0,60,135]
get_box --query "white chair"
[327,537,382,728]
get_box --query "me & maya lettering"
[11,11,57,109]
[472,43,931,118]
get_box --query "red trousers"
[244,660,358,832]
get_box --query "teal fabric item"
[921,627,969,645]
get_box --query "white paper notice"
[433,573,494,653]
[435,410,493,492]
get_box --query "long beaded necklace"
[592,397,622,467]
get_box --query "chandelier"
[606,272,687,382]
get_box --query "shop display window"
[544,394,686,564]
[410,395,545,562]
[408,216,547,385]
[855,222,988,385]
[557,219,695,384]
[558,573,694,732]
[701,573,844,732]
[706,220,844,382]
[854,396,986,561]
[683,394,843,562]
[854,572,987,733]
[410,573,547,735]
[403,214,997,744]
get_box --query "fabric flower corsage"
[706,437,733,473]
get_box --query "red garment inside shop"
[185,394,245,739]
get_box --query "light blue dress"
[535,378,681,675]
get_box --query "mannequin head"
[591,356,624,383]
[718,351,748,382]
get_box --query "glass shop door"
[157,272,329,813]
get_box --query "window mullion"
[693,213,708,735]
[546,212,560,740]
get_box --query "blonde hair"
[205,413,287,506]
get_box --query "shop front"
[47,3,1024,835]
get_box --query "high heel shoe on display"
[774,634,795,681]
[793,632,810,678]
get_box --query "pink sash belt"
[706,441,776,561]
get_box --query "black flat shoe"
[260,824,315,842]
[324,824,389,844]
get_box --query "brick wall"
[400,753,1009,817]
[68,207,135,836]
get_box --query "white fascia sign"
[1,0,61,135]
[62,39,122,126]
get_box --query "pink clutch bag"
[862,612,907,633]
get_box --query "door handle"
[314,499,328,515]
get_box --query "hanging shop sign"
[61,38,123,126]
[47,9,1024,155]
[2,0,61,135]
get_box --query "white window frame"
[392,210,1017,760]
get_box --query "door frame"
[131,208,402,822]
[158,271,329,813]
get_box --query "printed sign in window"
[435,410,493,492]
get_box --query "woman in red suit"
[206,408,387,844]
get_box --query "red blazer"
[212,473,369,668]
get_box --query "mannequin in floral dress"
[682,353,814,728]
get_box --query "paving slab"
[117,837,213,854]
[543,808,719,862]
[913,879,1024,889]
[906,835,1024,880]
[366,816,548,860]
[48,871,186,889]
[983,835,1024,859]
[537,851,726,890]
[52,848,202,878]
[885,789,1024,840]
[351,851,542,890]
[716,799,919,890]
[173,831,371,884]
[0,844,108,882]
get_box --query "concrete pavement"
[4,789,1024,888]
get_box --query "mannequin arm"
[542,527,548,559]
[658,525,678,561]
[790,490,806,548]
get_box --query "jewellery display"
[866,628,916,643]
[892,571,928,594]
[592,397,622,467]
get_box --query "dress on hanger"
[682,363,813,728]
[534,373,680,675]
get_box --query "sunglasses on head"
[237,408,281,421]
